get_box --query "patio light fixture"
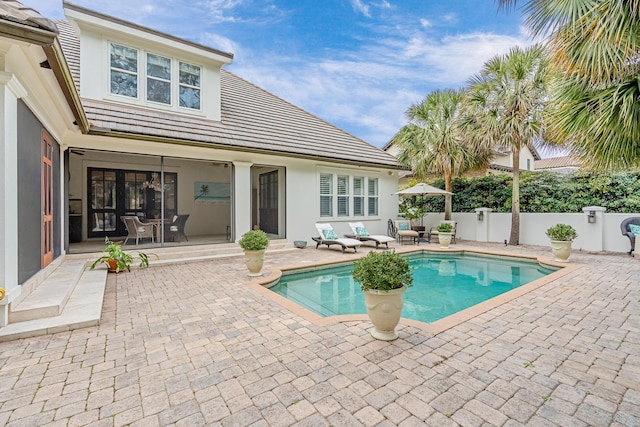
[477,211,484,221]
[588,210,596,223]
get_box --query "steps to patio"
[0,240,295,342]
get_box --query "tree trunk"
[509,146,521,245]
[444,172,452,220]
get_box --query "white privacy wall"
[437,209,637,254]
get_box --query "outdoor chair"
[394,220,419,245]
[164,214,190,242]
[313,223,362,253]
[347,222,395,249]
[620,217,640,256]
[121,215,155,246]
[428,220,457,244]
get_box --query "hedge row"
[412,170,640,213]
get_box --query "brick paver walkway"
[1,242,639,426]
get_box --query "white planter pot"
[364,285,407,341]
[550,240,572,262]
[244,249,265,276]
[438,232,452,248]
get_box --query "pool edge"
[245,245,581,335]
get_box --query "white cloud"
[199,33,238,55]
[351,0,371,17]
[420,18,432,28]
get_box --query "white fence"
[416,207,637,254]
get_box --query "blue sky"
[22,0,531,148]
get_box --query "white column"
[232,161,253,242]
[0,72,26,326]
[475,208,492,243]
[582,206,606,252]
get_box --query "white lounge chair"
[347,222,395,249]
[313,223,362,253]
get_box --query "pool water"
[269,253,557,323]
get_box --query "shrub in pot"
[436,222,453,248]
[239,229,269,276]
[352,250,413,340]
[545,224,578,262]
[90,237,155,273]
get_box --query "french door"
[259,170,278,234]
[42,132,53,267]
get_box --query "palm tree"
[465,45,550,245]
[391,88,491,220]
[498,0,640,170]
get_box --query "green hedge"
[409,170,640,213]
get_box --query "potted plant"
[436,222,453,248]
[545,224,578,262]
[90,237,155,273]
[239,229,269,276]
[352,251,413,341]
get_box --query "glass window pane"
[354,197,364,216]
[179,62,201,87]
[368,178,378,196]
[147,79,171,104]
[110,44,137,72]
[337,176,349,195]
[111,71,137,97]
[147,53,171,79]
[368,197,378,216]
[338,196,349,217]
[353,177,364,195]
[179,86,200,109]
[320,174,332,194]
[320,196,332,217]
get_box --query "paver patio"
[0,242,638,426]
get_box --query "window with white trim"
[337,175,349,217]
[320,174,379,218]
[320,173,333,217]
[353,177,365,216]
[368,178,378,216]
[147,53,171,104]
[108,42,202,112]
[110,43,138,98]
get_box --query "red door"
[42,132,53,267]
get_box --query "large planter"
[364,285,407,341]
[550,240,572,262]
[244,249,265,276]
[438,232,452,248]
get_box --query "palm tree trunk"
[444,172,453,220]
[509,146,521,245]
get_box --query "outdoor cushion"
[322,228,339,240]
[629,224,640,235]
[398,222,409,230]
[355,226,370,237]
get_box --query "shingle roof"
[0,0,57,33]
[535,156,582,170]
[55,21,400,169]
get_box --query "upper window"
[320,173,378,218]
[147,53,171,104]
[110,43,138,98]
[179,62,201,109]
[109,43,202,111]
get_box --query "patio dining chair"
[121,215,155,246]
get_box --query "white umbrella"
[394,183,453,226]
[393,183,453,196]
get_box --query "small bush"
[352,251,413,292]
[545,224,578,241]
[239,229,269,250]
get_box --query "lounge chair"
[428,220,457,244]
[394,220,419,245]
[313,223,362,253]
[621,217,640,255]
[347,222,395,249]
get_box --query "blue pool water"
[269,253,557,323]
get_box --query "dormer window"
[108,42,202,111]
[179,62,200,109]
[110,43,138,98]
[147,53,171,104]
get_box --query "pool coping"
[245,245,581,336]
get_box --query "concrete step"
[0,267,107,342]
[9,259,87,323]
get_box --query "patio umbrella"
[393,183,453,225]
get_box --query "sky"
[20,0,532,149]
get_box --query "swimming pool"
[268,252,558,324]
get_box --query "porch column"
[232,161,253,242]
[0,72,26,326]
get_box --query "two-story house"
[0,1,401,325]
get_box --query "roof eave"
[86,127,404,170]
